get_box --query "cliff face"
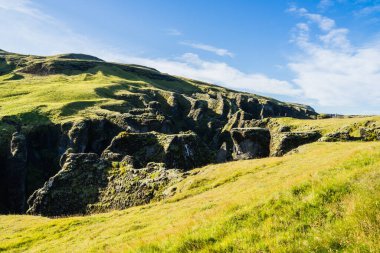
[0,50,320,216]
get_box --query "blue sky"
[1,0,380,114]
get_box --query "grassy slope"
[0,70,150,123]
[0,64,203,124]
[273,116,380,135]
[1,141,379,252]
[0,51,308,126]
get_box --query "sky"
[1,0,380,114]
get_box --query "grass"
[1,141,379,252]
[0,63,201,124]
[273,116,380,135]
[0,51,313,126]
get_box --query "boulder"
[319,130,351,142]
[359,127,380,141]
[27,153,110,216]
[216,142,229,163]
[67,120,89,153]
[271,131,321,156]
[88,162,183,213]
[231,128,271,160]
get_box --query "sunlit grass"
[0,142,379,252]
[274,116,380,134]
[0,66,201,124]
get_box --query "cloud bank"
[289,7,380,111]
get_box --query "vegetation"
[273,116,380,135]
[0,50,315,126]
[1,50,379,252]
[0,141,379,252]
[0,51,220,125]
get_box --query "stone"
[271,131,321,156]
[231,128,271,160]
[68,120,89,153]
[27,153,110,216]
[87,162,183,213]
[359,127,380,141]
[216,142,228,163]
[102,131,212,170]
[319,130,351,142]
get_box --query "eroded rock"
[271,131,321,156]
[231,128,270,160]
[88,162,183,213]
[319,130,351,142]
[27,153,110,216]
[102,131,212,170]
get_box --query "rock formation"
[231,128,270,160]
[4,49,368,217]
[27,153,109,216]
[270,131,321,156]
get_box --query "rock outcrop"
[88,162,183,213]
[231,128,271,160]
[0,50,324,216]
[359,127,380,141]
[27,153,110,216]
[319,130,351,142]
[271,131,321,156]
[26,153,185,216]
[102,131,212,170]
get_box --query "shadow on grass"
[3,73,24,81]
[60,101,97,117]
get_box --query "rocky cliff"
[3,50,375,217]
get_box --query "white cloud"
[355,5,380,16]
[319,28,351,50]
[0,0,109,57]
[165,28,182,36]
[0,0,50,20]
[123,53,300,96]
[288,7,335,31]
[318,0,333,10]
[181,42,234,57]
[289,7,380,110]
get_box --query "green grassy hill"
[1,141,379,252]
[1,50,379,252]
[0,49,314,124]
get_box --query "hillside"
[0,50,380,252]
[0,50,321,216]
[0,49,315,122]
[0,141,379,252]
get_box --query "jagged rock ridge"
[0,50,333,216]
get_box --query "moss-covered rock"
[319,130,351,142]
[231,128,271,160]
[88,162,183,213]
[102,131,212,170]
[27,153,110,216]
[0,50,323,216]
[271,131,321,156]
[359,127,380,141]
